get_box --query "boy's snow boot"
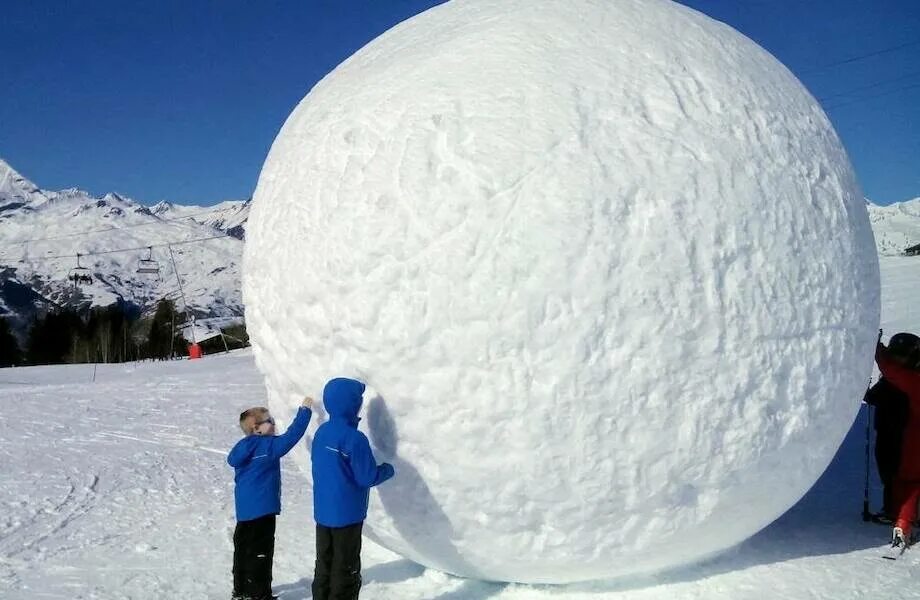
[893,527,908,547]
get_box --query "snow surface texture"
[243,0,880,584]
[0,331,911,599]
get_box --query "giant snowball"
[243,0,880,584]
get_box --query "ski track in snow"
[0,256,916,599]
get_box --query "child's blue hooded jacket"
[312,378,395,527]
[228,406,312,521]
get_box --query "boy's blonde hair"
[239,407,270,435]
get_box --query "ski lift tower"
[166,244,200,358]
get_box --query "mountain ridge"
[866,196,920,256]
[0,159,249,334]
[1,158,917,333]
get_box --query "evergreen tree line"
[0,299,249,367]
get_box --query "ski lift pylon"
[137,246,160,275]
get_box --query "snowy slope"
[867,197,920,256]
[151,199,250,240]
[0,160,53,211]
[0,159,245,324]
[0,255,917,599]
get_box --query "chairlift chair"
[137,246,161,275]
[68,253,93,286]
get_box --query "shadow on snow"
[284,401,885,597]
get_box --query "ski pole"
[863,388,872,522]
[863,328,883,522]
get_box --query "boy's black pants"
[233,514,276,599]
[312,522,363,600]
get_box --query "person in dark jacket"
[875,337,920,547]
[865,376,909,522]
[311,378,395,600]
[228,397,313,600]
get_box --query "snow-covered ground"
[0,254,915,599]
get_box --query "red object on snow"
[188,343,203,359]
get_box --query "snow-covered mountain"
[1,155,917,331]
[0,159,54,210]
[0,159,249,331]
[150,198,250,240]
[866,197,920,256]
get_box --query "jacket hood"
[323,378,366,424]
[227,435,259,468]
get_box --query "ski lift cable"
[0,233,234,263]
[800,39,920,75]
[824,81,920,110]
[816,69,920,103]
[0,207,239,250]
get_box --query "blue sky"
[0,1,917,205]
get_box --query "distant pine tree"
[21,305,142,365]
[26,310,84,365]
[145,299,187,359]
[85,305,131,363]
[0,318,22,367]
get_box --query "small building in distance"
[905,243,920,256]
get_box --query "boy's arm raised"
[267,397,314,459]
[349,433,395,488]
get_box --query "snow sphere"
[243,0,880,584]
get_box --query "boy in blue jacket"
[228,397,313,600]
[312,378,395,600]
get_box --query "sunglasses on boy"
[256,417,275,427]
